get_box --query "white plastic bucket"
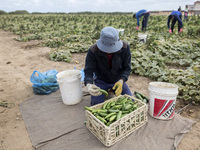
[118,29,125,36]
[148,82,179,120]
[56,70,83,105]
[138,33,147,43]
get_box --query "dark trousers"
[142,13,150,31]
[91,79,132,106]
[171,17,182,32]
[184,13,188,21]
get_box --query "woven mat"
[20,88,196,150]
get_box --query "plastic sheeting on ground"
[20,87,196,150]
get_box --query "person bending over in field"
[167,10,183,33]
[133,9,150,31]
[84,26,132,106]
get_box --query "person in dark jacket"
[167,11,183,33]
[133,9,150,31]
[178,6,181,12]
[84,26,132,106]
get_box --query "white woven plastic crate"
[85,94,148,147]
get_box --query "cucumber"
[99,112,109,117]
[100,89,108,96]
[110,101,116,107]
[134,91,149,102]
[120,97,128,104]
[96,115,107,124]
[105,112,116,120]
[106,100,114,109]
[124,104,132,110]
[109,115,117,122]
[122,110,129,114]
[116,96,126,103]
[99,109,108,113]
[84,106,93,112]
[132,104,138,110]
[108,109,120,113]
[102,102,109,109]
[115,105,122,110]
[116,111,122,120]
[122,102,126,111]
[106,122,112,126]
[135,93,143,101]
[126,100,134,105]
[143,99,147,104]
[92,109,101,113]
[121,113,128,118]
[92,109,107,113]
[110,105,117,109]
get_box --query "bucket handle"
[57,75,81,84]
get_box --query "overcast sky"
[0,0,197,13]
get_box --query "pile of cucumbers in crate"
[84,96,139,126]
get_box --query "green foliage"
[9,10,29,14]
[0,10,7,14]
[49,48,72,62]
[0,14,199,103]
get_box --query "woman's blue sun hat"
[97,26,123,53]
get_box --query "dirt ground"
[0,29,199,150]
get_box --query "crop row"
[0,14,199,103]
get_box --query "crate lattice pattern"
[85,94,148,147]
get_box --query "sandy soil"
[0,29,199,150]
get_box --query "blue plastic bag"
[80,69,96,82]
[30,69,59,95]
[80,69,85,82]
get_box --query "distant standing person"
[184,5,188,21]
[133,9,150,31]
[167,11,183,33]
[178,6,181,12]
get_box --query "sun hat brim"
[96,39,123,53]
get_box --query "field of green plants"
[0,14,199,103]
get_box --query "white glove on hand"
[87,84,101,96]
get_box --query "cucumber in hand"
[100,89,108,96]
